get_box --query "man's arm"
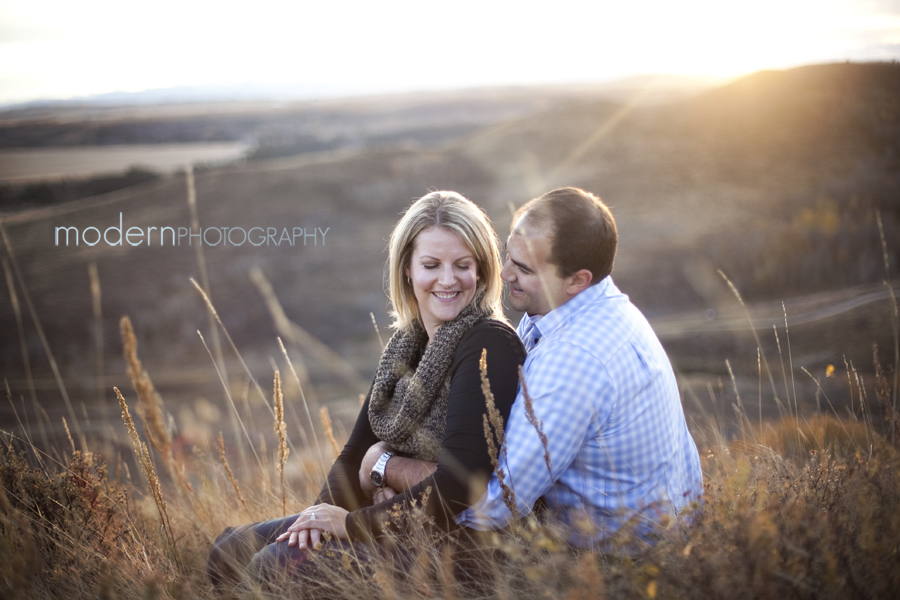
[458,342,611,529]
[359,441,437,498]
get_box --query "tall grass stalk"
[783,301,799,420]
[718,270,781,406]
[874,346,900,441]
[88,262,106,424]
[480,349,518,522]
[249,266,362,387]
[114,386,179,566]
[726,358,754,441]
[849,361,875,450]
[121,316,196,499]
[518,365,552,481]
[217,431,248,515]
[757,347,762,429]
[3,259,39,421]
[0,220,84,442]
[799,367,860,447]
[320,406,340,459]
[190,278,277,420]
[6,380,43,468]
[279,337,328,479]
[62,417,75,456]
[270,350,311,450]
[875,211,899,419]
[370,312,385,350]
[273,370,290,516]
[120,317,170,456]
[192,278,311,480]
[185,165,239,471]
[196,329,265,472]
[772,324,796,414]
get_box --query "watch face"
[371,471,385,488]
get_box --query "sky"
[0,0,898,105]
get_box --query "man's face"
[501,217,570,316]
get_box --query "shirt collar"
[527,276,613,340]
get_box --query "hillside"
[457,62,900,304]
[0,77,717,150]
[0,63,897,442]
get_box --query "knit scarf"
[368,290,489,462]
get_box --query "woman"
[207,191,525,591]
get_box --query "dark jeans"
[208,514,498,597]
[207,513,379,596]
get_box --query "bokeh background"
[1,0,898,471]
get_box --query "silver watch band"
[371,451,394,488]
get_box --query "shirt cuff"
[344,509,377,543]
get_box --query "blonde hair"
[388,191,506,332]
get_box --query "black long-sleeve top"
[315,319,526,541]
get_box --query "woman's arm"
[315,383,379,511]
[279,384,378,550]
[344,321,526,541]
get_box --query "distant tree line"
[0,167,160,211]
[0,118,250,147]
[711,157,900,299]
[246,134,349,160]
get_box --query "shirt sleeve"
[344,321,526,541]
[315,382,378,511]
[458,341,613,530]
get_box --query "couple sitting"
[208,187,703,591]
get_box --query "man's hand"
[372,486,398,504]
[359,441,392,497]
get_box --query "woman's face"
[406,226,478,339]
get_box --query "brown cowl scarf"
[368,290,489,462]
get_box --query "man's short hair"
[514,187,617,285]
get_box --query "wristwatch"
[370,451,394,488]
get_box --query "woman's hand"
[275,504,349,549]
[359,441,393,497]
[277,527,324,551]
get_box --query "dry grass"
[480,348,519,523]
[217,431,247,515]
[319,406,340,460]
[1,316,898,600]
[519,364,552,481]
[273,371,290,517]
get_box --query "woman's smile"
[406,226,478,339]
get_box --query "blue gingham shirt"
[457,277,703,545]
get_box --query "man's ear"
[566,269,593,296]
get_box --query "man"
[456,187,703,546]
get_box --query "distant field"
[0,142,249,181]
[0,63,897,436]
